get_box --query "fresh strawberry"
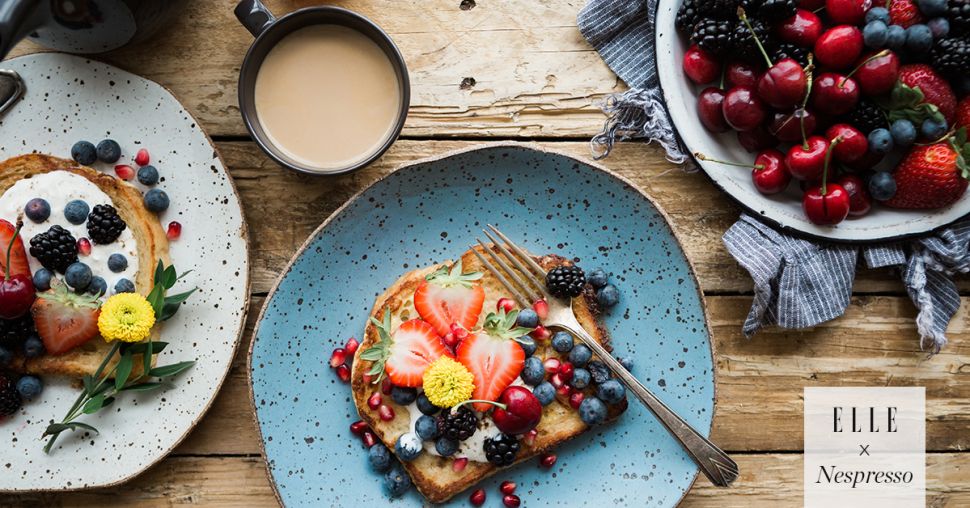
[889,0,924,28]
[360,310,450,387]
[413,260,485,337]
[456,309,529,412]
[0,219,30,278]
[884,139,970,209]
[957,97,970,131]
[31,282,101,355]
[899,64,957,124]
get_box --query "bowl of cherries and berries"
[664,0,970,237]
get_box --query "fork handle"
[559,321,739,487]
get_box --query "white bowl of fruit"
[656,0,970,242]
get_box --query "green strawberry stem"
[4,219,22,282]
[694,152,764,170]
[454,399,506,412]
[737,7,773,68]
[841,50,890,88]
[821,136,844,196]
[800,54,815,151]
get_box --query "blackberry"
[691,18,735,56]
[931,37,970,78]
[29,225,78,273]
[742,0,797,22]
[769,42,810,67]
[545,264,586,299]
[483,433,520,466]
[0,314,34,350]
[437,406,478,441]
[86,204,127,244]
[676,0,704,34]
[0,373,21,417]
[845,99,886,135]
[733,18,772,63]
[948,0,970,36]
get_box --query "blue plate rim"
[246,141,718,507]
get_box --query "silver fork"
[471,225,739,488]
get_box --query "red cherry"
[803,184,851,225]
[799,0,826,7]
[697,87,730,133]
[683,44,720,85]
[500,481,517,495]
[725,61,762,89]
[491,385,543,435]
[775,9,823,47]
[853,50,899,96]
[757,59,808,109]
[135,148,150,166]
[737,126,778,153]
[825,0,870,25]
[785,136,830,181]
[722,86,766,132]
[838,175,872,216]
[751,149,791,195]
[769,109,817,142]
[810,73,859,116]
[814,26,863,70]
[0,221,35,319]
[470,488,487,506]
[825,124,867,163]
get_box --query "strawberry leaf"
[361,308,393,382]
[426,260,483,289]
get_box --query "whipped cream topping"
[0,170,139,295]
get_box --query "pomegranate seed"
[550,373,564,388]
[443,332,458,348]
[556,384,572,401]
[166,221,182,240]
[533,299,549,319]
[503,494,521,507]
[497,297,516,312]
[569,391,585,409]
[344,337,359,354]
[543,357,560,373]
[362,373,373,384]
[350,420,369,436]
[454,327,468,340]
[531,325,551,340]
[452,457,468,472]
[450,322,462,334]
[539,452,557,469]
[378,404,395,421]
[381,377,392,394]
[329,348,346,368]
[114,164,134,180]
[362,431,377,448]
[134,148,150,166]
[76,237,92,256]
[499,480,516,495]
[336,364,350,382]
[367,392,382,410]
[524,429,538,445]
[558,362,574,382]
[470,488,486,506]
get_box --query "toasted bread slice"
[351,245,624,504]
[0,154,170,378]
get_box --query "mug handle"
[234,0,276,37]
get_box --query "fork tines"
[469,225,551,308]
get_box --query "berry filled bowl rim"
[654,0,970,244]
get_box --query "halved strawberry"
[413,260,485,337]
[457,309,530,412]
[31,283,101,355]
[360,310,450,387]
[0,219,30,278]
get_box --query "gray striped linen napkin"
[578,0,970,353]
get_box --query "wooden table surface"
[6,1,970,506]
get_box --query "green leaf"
[82,375,95,395]
[359,347,385,361]
[114,352,134,391]
[164,289,196,306]
[149,361,195,378]
[143,340,154,377]
[125,341,167,355]
[176,270,194,282]
[43,423,71,436]
[82,394,106,414]
[120,382,169,392]
[146,284,166,317]
[159,302,182,321]
[65,421,99,434]
[161,265,177,289]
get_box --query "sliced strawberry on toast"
[456,309,530,412]
[360,309,450,387]
[31,282,101,355]
[0,219,30,278]
[413,260,485,337]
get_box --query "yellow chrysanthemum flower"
[422,356,475,408]
[98,293,156,343]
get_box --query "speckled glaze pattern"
[0,53,249,492]
[250,144,714,507]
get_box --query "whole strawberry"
[0,372,22,418]
[889,0,924,28]
[899,64,957,124]
[884,142,969,209]
[957,97,970,131]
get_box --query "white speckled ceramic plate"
[0,53,249,492]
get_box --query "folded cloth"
[578,0,968,353]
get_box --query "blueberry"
[137,165,159,186]
[550,331,574,353]
[863,20,888,48]
[597,284,620,308]
[24,198,51,223]
[869,172,897,201]
[928,17,950,38]
[64,262,92,290]
[533,381,555,406]
[368,443,392,472]
[87,276,107,296]
[517,336,537,357]
[568,344,592,367]
[520,356,545,386]
[578,397,607,425]
[570,368,591,389]
[890,119,917,147]
[395,432,423,461]
[390,386,417,405]
[865,6,890,24]
[107,253,128,273]
[0,346,11,366]
[143,189,170,213]
[15,375,42,400]
[587,268,608,288]
[63,199,90,225]
[867,128,894,154]
[416,392,440,416]
[32,268,52,291]
[885,24,907,50]
[905,24,933,52]
[71,141,97,165]
[435,436,459,456]
[588,360,611,384]
[415,414,439,440]
[515,308,539,328]
[114,278,136,294]
[383,464,412,498]
[96,139,121,163]
[619,356,635,372]
[597,379,626,404]
[23,334,45,358]
[921,118,948,140]
[918,0,948,17]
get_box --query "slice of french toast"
[0,154,169,378]
[351,245,625,504]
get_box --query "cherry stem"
[454,399,507,412]
[841,50,890,88]
[800,54,815,150]
[4,219,22,282]
[737,7,773,68]
[695,152,764,170]
[821,136,844,196]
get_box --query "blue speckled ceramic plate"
[249,144,715,507]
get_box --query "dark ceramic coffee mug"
[234,0,410,175]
